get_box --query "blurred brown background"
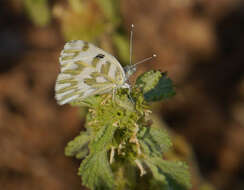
[0,0,244,190]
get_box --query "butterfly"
[55,25,156,105]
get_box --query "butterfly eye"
[95,54,105,59]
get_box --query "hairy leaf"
[144,73,175,102]
[79,151,115,190]
[136,71,175,102]
[146,160,170,190]
[77,124,117,189]
[90,124,117,152]
[65,132,90,159]
[63,69,191,190]
[145,158,191,190]
[136,70,162,93]
[138,126,172,157]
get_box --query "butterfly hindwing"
[55,40,125,105]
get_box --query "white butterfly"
[55,25,156,105]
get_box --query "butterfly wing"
[55,40,125,105]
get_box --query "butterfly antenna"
[130,24,134,66]
[134,54,157,66]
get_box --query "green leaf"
[79,151,115,190]
[63,69,191,190]
[65,132,90,159]
[149,127,172,153]
[90,124,117,152]
[145,160,170,190]
[112,163,137,190]
[138,127,172,157]
[75,149,89,160]
[144,73,175,102]
[70,95,103,107]
[136,70,175,102]
[78,124,117,189]
[136,70,162,93]
[145,157,191,190]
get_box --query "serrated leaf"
[90,124,117,152]
[149,127,172,153]
[65,132,90,159]
[112,163,137,190]
[138,127,172,157]
[75,149,89,159]
[70,95,103,107]
[144,73,175,102]
[136,70,175,102]
[79,151,115,190]
[77,124,116,189]
[146,160,170,190]
[145,157,191,190]
[136,70,162,93]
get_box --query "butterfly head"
[124,65,137,80]
[124,54,157,80]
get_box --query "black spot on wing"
[95,54,105,59]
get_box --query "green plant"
[64,70,191,190]
[24,0,51,27]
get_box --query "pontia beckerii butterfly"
[55,25,156,105]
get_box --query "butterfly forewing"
[55,40,125,105]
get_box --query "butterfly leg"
[112,87,116,102]
[127,86,135,104]
[121,83,134,104]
